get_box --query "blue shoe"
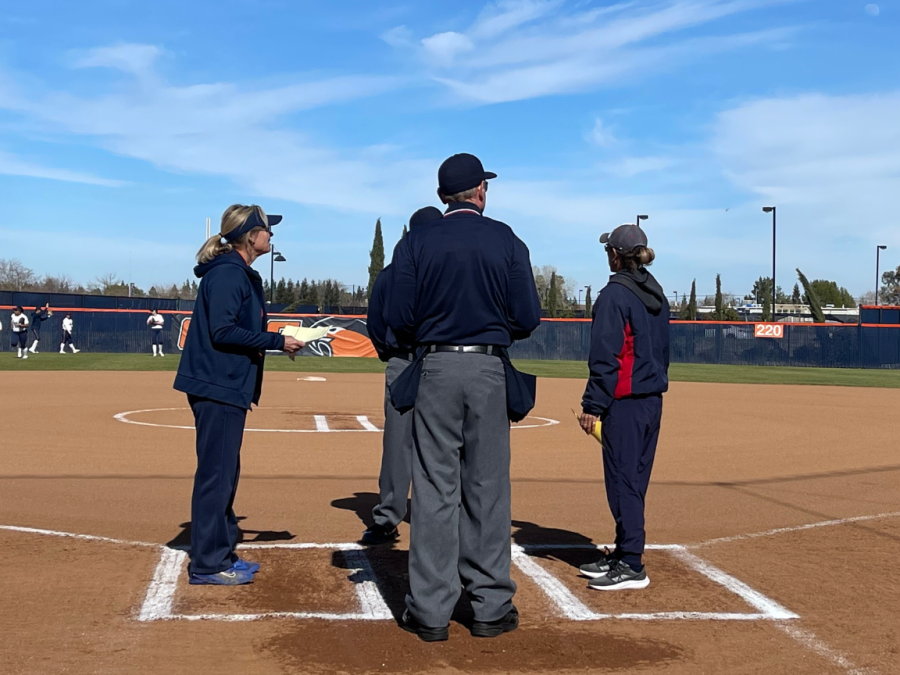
[189,566,255,585]
[232,558,260,574]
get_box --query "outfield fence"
[3,306,900,369]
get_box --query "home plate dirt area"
[1,371,898,675]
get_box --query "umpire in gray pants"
[363,206,444,545]
[387,154,542,641]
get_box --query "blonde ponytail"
[621,246,655,271]
[196,204,268,264]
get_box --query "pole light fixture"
[762,207,776,316]
[270,247,287,304]
[876,245,888,306]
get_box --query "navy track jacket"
[174,251,285,409]
[582,269,670,418]
[387,202,541,347]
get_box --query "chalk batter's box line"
[137,542,798,623]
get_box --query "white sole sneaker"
[588,576,650,591]
[580,568,610,579]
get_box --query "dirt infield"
[1,371,898,674]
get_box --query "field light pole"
[876,245,887,306]
[269,247,286,304]
[762,207,776,317]
[636,214,648,228]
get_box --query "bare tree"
[0,258,38,291]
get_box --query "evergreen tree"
[584,286,592,315]
[298,278,312,305]
[367,218,385,300]
[796,268,826,323]
[762,294,772,322]
[547,272,559,318]
[680,279,698,320]
[275,278,288,304]
[792,283,801,304]
[714,274,724,320]
[286,279,296,304]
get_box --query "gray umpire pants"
[406,351,515,627]
[372,357,414,530]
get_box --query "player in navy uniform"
[29,304,51,353]
[578,223,669,591]
[11,307,29,359]
[362,206,443,546]
[147,309,165,356]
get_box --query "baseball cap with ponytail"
[600,223,655,270]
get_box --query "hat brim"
[484,171,497,181]
[267,214,282,226]
[599,232,611,244]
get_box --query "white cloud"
[393,0,797,103]
[71,43,163,76]
[381,25,414,48]
[865,4,880,17]
[421,32,475,66]
[588,118,617,147]
[601,155,677,177]
[0,150,125,187]
[0,55,423,214]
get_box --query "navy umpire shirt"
[367,264,413,361]
[387,202,541,347]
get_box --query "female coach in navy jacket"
[174,204,303,585]
[578,223,669,592]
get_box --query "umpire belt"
[428,345,498,355]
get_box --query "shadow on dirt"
[165,518,296,550]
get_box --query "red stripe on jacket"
[614,322,635,399]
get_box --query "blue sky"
[1,0,898,301]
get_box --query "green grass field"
[3,352,900,388]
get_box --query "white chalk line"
[138,548,186,621]
[113,409,560,433]
[511,544,595,621]
[343,549,393,620]
[0,524,158,548]
[776,623,879,675]
[693,511,900,549]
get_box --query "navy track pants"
[188,395,247,574]
[601,395,662,570]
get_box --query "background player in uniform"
[578,223,669,591]
[147,308,165,356]
[60,313,80,354]
[174,204,303,585]
[388,153,541,641]
[11,307,29,359]
[362,205,443,546]
[28,304,51,353]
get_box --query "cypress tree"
[762,294,772,322]
[548,272,559,318]
[367,218,385,301]
[584,286,592,315]
[714,274,724,320]
[680,279,698,320]
[796,268,825,323]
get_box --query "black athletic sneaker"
[579,546,617,579]
[360,524,399,545]
[588,559,649,591]
[399,609,449,642]
[471,605,519,638]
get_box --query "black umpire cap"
[600,223,649,251]
[409,206,443,229]
[438,153,497,196]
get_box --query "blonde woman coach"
[174,204,303,585]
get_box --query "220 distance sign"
[755,323,784,339]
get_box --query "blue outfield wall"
[3,306,900,369]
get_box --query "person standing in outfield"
[578,224,669,591]
[11,307,30,359]
[174,204,303,586]
[387,154,542,641]
[28,304,51,353]
[147,308,165,356]
[60,313,80,354]
[362,205,444,546]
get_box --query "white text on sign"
[755,323,784,339]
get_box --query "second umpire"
[363,205,444,545]
[387,153,541,641]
